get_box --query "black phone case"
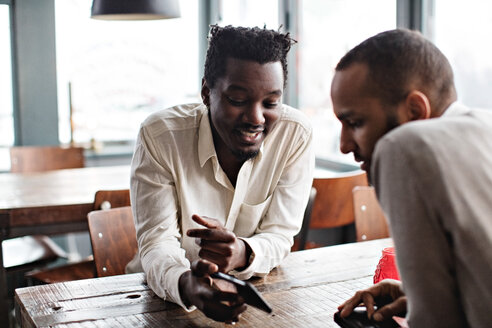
[211,272,272,313]
[334,308,399,328]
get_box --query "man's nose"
[243,103,265,126]
[339,127,355,154]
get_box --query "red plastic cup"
[373,247,400,284]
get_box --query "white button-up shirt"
[128,103,314,309]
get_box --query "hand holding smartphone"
[211,272,272,314]
[334,307,400,328]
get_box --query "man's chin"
[232,148,259,162]
[364,166,375,186]
[359,161,373,184]
[360,162,369,172]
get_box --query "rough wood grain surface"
[16,238,392,327]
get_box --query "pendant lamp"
[91,0,181,20]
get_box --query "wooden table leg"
[0,239,10,326]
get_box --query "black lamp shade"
[91,0,181,20]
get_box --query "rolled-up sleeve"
[130,127,192,310]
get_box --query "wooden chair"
[93,189,131,211]
[26,189,131,283]
[9,146,85,173]
[88,206,138,277]
[352,186,390,241]
[301,170,368,249]
[4,146,85,278]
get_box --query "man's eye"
[227,97,247,106]
[347,120,363,128]
[264,102,279,109]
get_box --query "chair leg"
[0,239,10,326]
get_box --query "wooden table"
[0,165,130,324]
[15,238,393,328]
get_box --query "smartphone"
[334,307,399,328]
[211,272,273,314]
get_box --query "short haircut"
[204,25,296,89]
[336,29,456,114]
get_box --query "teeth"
[240,130,260,137]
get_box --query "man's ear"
[405,90,431,121]
[201,78,210,108]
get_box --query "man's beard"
[367,112,401,185]
[385,112,401,133]
[231,148,260,162]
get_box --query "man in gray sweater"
[333,29,492,327]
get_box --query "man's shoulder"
[376,107,492,160]
[276,104,312,137]
[386,107,491,141]
[141,103,205,132]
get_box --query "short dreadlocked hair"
[204,25,296,89]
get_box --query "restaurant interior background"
[1,0,491,258]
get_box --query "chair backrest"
[93,189,131,210]
[310,170,368,229]
[9,146,85,173]
[353,186,390,242]
[87,206,138,277]
[23,190,132,284]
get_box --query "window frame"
[0,0,16,146]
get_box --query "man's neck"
[216,149,243,187]
[432,98,457,118]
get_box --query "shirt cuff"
[166,266,197,312]
[231,237,264,280]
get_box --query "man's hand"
[338,279,407,322]
[187,214,251,273]
[179,259,247,323]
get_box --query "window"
[55,0,200,145]
[297,0,397,162]
[11,1,485,168]
[218,0,279,29]
[433,0,492,110]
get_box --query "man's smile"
[235,126,264,144]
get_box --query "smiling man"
[333,29,492,327]
[126,25,314,323]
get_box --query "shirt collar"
[198,106,216,167]
[198,106,264,167]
